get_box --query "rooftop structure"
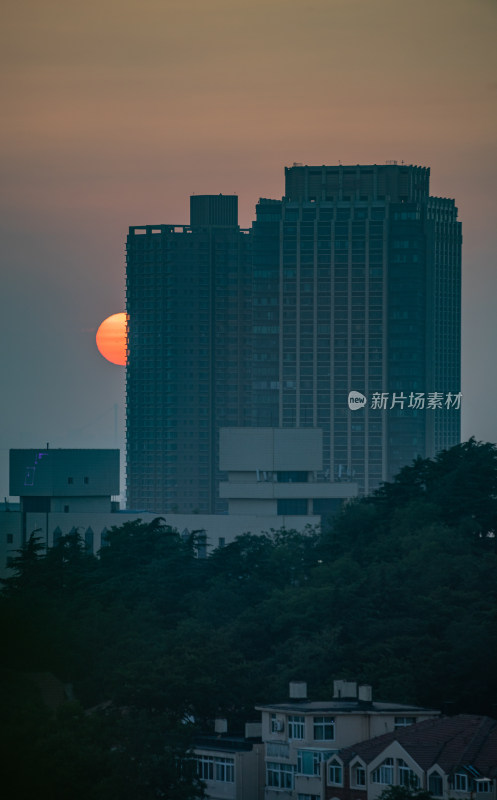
[219,428,357,516]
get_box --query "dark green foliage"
[0,672,203,799]
[1,440,497,792]
[378,787,435,800]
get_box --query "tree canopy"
[1,438,496,796]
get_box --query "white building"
[256,680,439,800]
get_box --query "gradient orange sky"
[1,0,496,498]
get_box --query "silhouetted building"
[252,163,461,492]
[2,449,120,566]
[126,165,461,507]
[126,195,252,512]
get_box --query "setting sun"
[96,313,127,366]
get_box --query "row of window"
[194,755,234,782]
[356,758,491,795]
[271,714,335,740]
[267,754,493,794]
[266,756,348,788]
[271,714,417,742]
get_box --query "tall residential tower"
[252,163,461,492]
[126,195,251,512]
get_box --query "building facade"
[252,163,461,492]
[325,714,497,800]
[256,680,439,800]
[126,195,252,513]
[219,427,357,516]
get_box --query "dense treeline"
[1,438,496,797]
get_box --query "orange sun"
[96,313,127,366]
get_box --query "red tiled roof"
[339,715,497,778]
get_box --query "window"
[429,772,444,796]
[352,764,366,787]
[196,755,213,779]
[395,716,416,728]
[328,759,343,785]
[84,476,89,484]
[298,795,320,800]
[313,716,335,740]
[476,781,492,793]
[453,773,468,792]
[288,715,305,740]
[271,714,284,734]
[298,750,333,776]
[267,762,294,789]
[64,505,69,513]
[67,477,73,484]
[195,755,234,782]
[215,757,234,782]
[267,741,290,758]
[372,758,394,784]
[399,759,419,788]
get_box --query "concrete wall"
[220,482,357,500]
[220,428,323,472]
[49,496,112,513]
[10,449,120,498]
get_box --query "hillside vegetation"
[1,438,496,798]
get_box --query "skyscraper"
[252,163,461,493]
[126,164,461,510]
[126,195,252,512]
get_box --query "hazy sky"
[1,0,496,500]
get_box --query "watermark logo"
[348,391,462,411]
[348,391,367,410]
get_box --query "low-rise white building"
[256,681,439,800]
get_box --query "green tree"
[378,787,435,800]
